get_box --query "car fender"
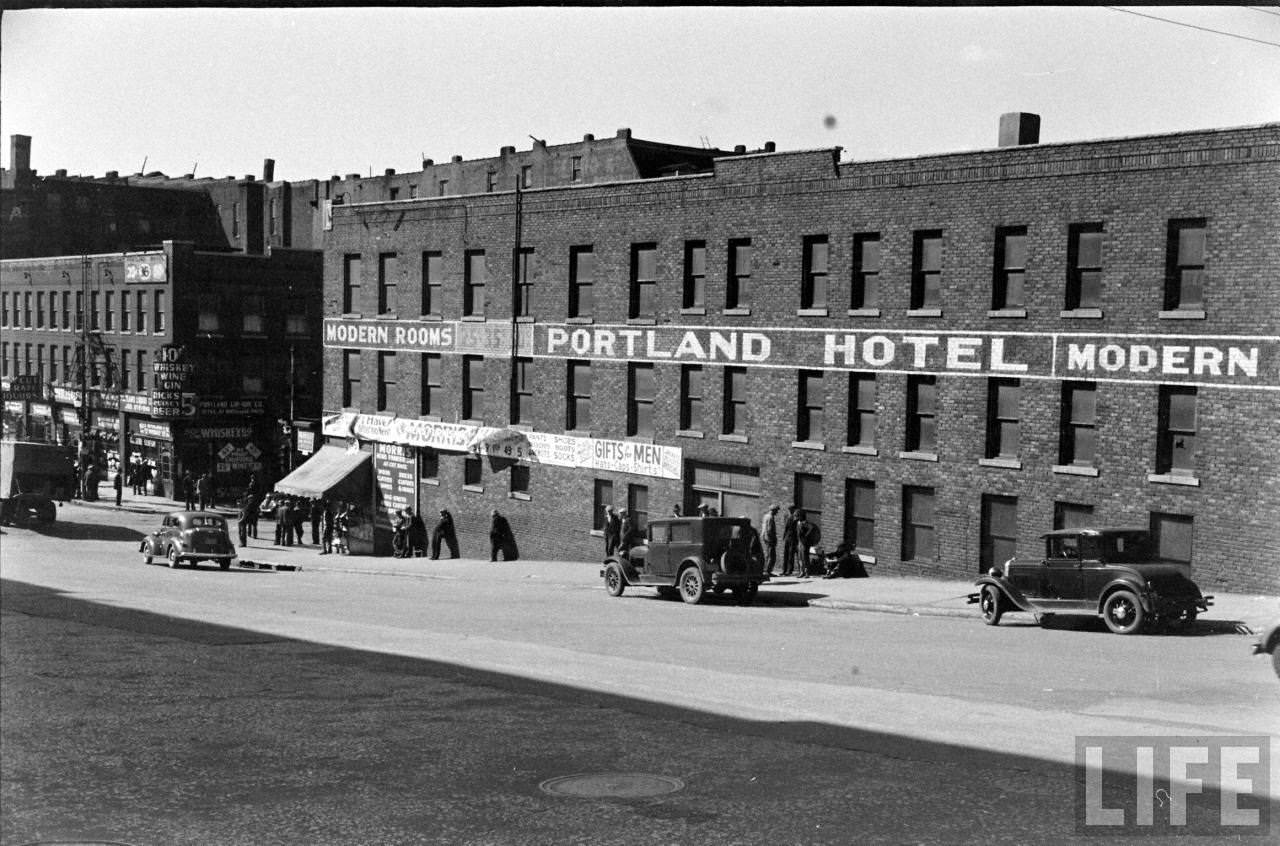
[974,575,1037,614]
[1096,578,1152,614]
[607,555,639,584]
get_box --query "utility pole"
[508,179,523,425]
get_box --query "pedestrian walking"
[335,503,353,555]
[275,497,292,546]
[603,505,620,557]
[430,508,459,559]
[113,470,123,507]
[781,505,798,576]
[489,509,518,562]
[406,508,427,557]
[237,494,253,548]
[761,504,779,575]
[291,499,306,545]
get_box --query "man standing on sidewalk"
[781,505,798,577]
[113,471,123,507]
[761,504,779,575]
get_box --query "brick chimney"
[263,158,275,182]
[999,113,1040,147]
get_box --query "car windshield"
[1098,532,1156,562]
[188,516,227,530]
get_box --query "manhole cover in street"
[539,772,685,799]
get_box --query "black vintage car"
[970,527,1212,635]
[601,516,768,605]
[140,511,238,570]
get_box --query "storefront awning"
[273,445,371,500]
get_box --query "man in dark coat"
[275,497,293,546]
[431,509,459,559]
[489,509,518,562]
[761,503,780,575]
[603,506,621,557]
[181,472,195,510]
[309,498,324,545]
[781,505,799,576]
[291,498,306,545]
[113,470,123,507]
[196,473,214,511]
[391,509,410,558]
[795,509,818,577]
[406,508,428,557]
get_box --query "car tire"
[167,546,180,569]
[678,566,706,605]
[603,562,625,597]
[1102,589,1145,635]
[143,550,153,565]
[980,585,1004,626]
[1272,648,1280,680]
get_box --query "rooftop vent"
[385,168,395,176]
[452,154,464,163]
[263,158,275,182]
[422,159,433,168]
[583,133,595,142]
[764,141,776,153]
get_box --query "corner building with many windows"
[319,118,1279,593]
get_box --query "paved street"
[2,503,1277,845]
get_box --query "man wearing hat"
[761,503,780,575]
[431,508,459,559]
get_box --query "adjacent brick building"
[315,118,1279,594]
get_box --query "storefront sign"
[28,402,52,418]
[323,318,515,357]
[150,345,196,419]
[4,400,24,414]
[90,411,119,431]
[323,412,682,480]
[296,430,315,454]
[53,386,79,405]
[5,375,43,401]
[124,254,167,283]
[121,392,151,415]
[132,420,173,441]
[197,397,265,416]
[187,425,254,441]
[374,442,417,523]
[59,408,80,425]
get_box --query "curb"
[806,598,975,619]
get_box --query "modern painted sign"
[323,412,682,480]
[323,319,1280,390]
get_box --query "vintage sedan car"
[1253,620,1280,679]
[140,511,237,569]
[970,527,1212,635]
[601,516,768,605]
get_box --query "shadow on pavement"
[3,576,1272,846]
[1033,613,1249,638]
[13,520,146,543]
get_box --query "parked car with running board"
[601,516,768,605]
[968,527,1212,634]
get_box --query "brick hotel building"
[318,118,1270,591]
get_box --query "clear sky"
[2,6,1278,182]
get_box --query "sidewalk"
[79,486,1279,634]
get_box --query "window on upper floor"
[242,295,264,334]
[683,240,706,309]
[197,294,220,333]
[795,472,823,530]
[851,233,880,311]
[679,364,703,432]
[103,291,114,331]
[511,357,534,425]
[569,246,595,318]
[847,372,876,449]
[378,252,398,314]
[486,171,496,193]
[437,180,448,197]
[1156,385,1197,476]
[242,354,265,395]
[567,360,591,431]
[286,297,308,336]
[1058,382,1097,467]
[905,375,937,454]
[1066,224,1104,311]
[420,353,442,417]
[1164,219,1206,313]
[628,363,655,437]
[985,378,1021,460]
[796,369,824,443]
[510,464,530,497]
[630,243,658,319]
[342,350,361,408]
[992,226,1027,310]
[520,165,533,189]
[462,355,484,420]
[515,248,534,318]
[422,251,443,316]
[571,156,582,183]
[343,254,362,313]
[377,351,397,412]
[727,239,752,310]
[722,366,747,436]
[464,251,486,317]
[910,231,943,311]
[801,235,829,310]
[902,485,936,562]
[119,291,129,332]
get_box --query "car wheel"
[980,585,1004,626]
[1102,590,1145,635]
[603,562,625,597]
[1272,648,1280,680]
[167,546,180,569]
[143,551,153,565]
[678,566,706,605]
